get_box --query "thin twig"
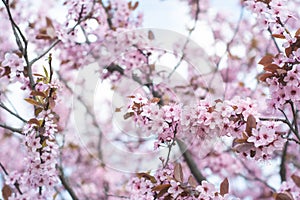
[280,133,290,182]
[57,73,104,163]
[290,101,299,139]
[278,108,299,141]
[168,0,200,78]
[29,5,89,66]
[0,123,23,135]
[239,159,276,191]
[0,162,23,194]
[164,125,178,168]
[1,0,34,88]
[0,102,27,123]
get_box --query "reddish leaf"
[123,112,134,120]
[291,174,300,188]
[188,175,198,187]
[30,91,47,98]
[276,69,287,75]
[272,34,285,39]
[115,107,122,112]
[136,172,157,183]
[33,73,46,78]
[264,64,280,73]
[45,17,54,28]
[128,1,139,10]
[258,55,274,66]
[285,46,292,57]
[295,28,300,37]
[174,163,184,182]
[259,73,274,82]
[24,98,43,107]
[274,192,294,200]
[152,184,171,191]
[245,114,256,136]
[233,143,254,153]
[36,34,52,40]
[2,184,12,200]
[148,30,155,40]
[150,97,160,103]
[152,184,171,198]
[232,138,248,145]
[48,97,56,109]
[28,118,41,126]
[220,178,229,196]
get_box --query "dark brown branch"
[1,0,34,88]
[290,101,299,138]
[0,102,27,123]
[259,117,286,122]
[278,108,298,138]
[0,123,23,135]
[58,166,79,200]
[176,139,206,184]
[280,137,289,182]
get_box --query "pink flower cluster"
[244,0,294,31]
[4,82,60,198]
[1,53,25,83]
[127,164,239,200]
[125,93,285,160]
[266,64,300,112]
[126,94,181,149]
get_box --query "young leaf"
[291,174,300,188]
[123,112,134,120]
[115,107,122,112]
[285,46,293,57]
[295,28,300,37]
[259,73,274,82]
[2,184,12,200]
[274,192,294,200]
[28,118,41,126]
[150,97,160,103]
[272,34,285,39]
[24,98,44,107]
[174,163,184,182]
[148,30,155,40]
[264,64,280,73]
[245,114,256,136]
[152,184,171,192]
[188,175,198,187]
[136,172,157,183]
[152,184,171,198]
[31,91,47,98]
[258,55,273,66]
[43,66,49,79]
[233,143,254,153]
[220,178,229,196]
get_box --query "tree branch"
[29,5,90,66]
[0,123,23,135]
[176,139,206,184]
[58,166,79,200]
[0,162,23,194]
[0,102,27,123]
